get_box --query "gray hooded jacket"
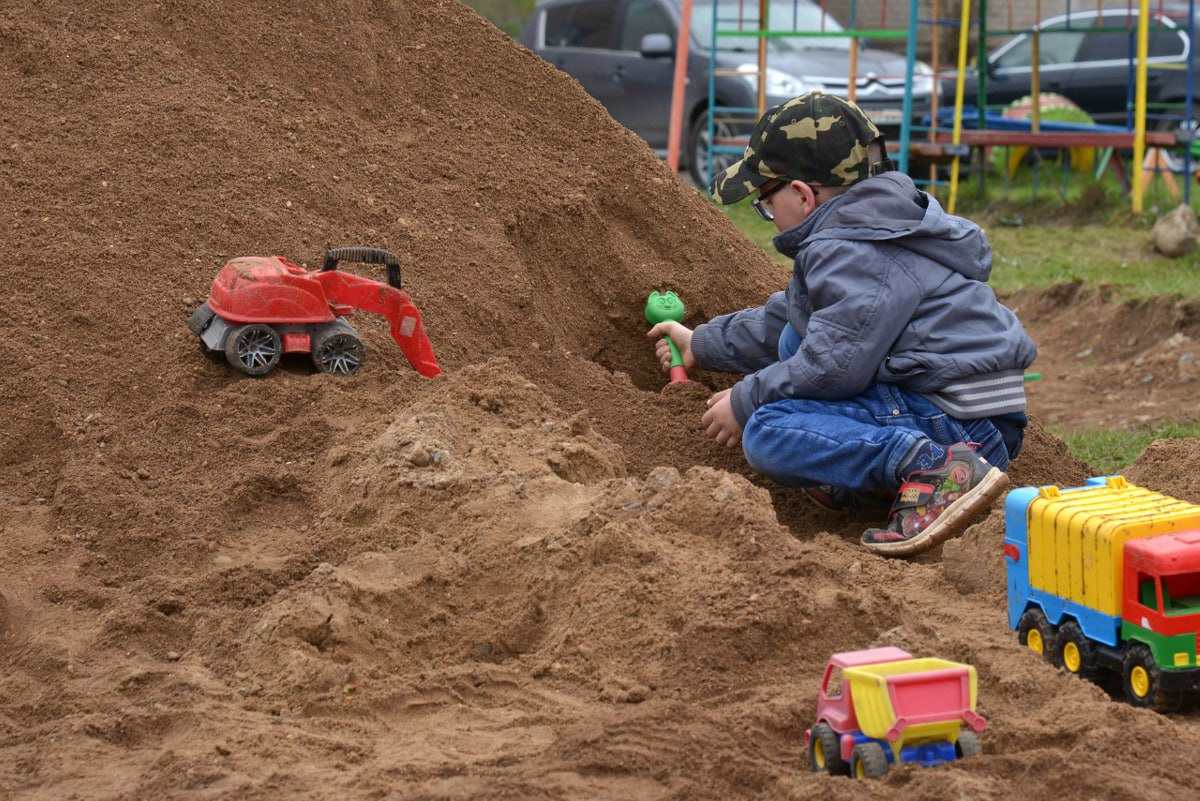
[691,172,1038,427]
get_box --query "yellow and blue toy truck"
[805,647,986,780]
[1005,476,1200,711]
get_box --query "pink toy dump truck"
[806,647,986,779]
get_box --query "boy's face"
[756,179,818,232]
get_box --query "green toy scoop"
[645,290,689,384]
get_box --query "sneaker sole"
[801,488,839,512]
[861,468,1010,557]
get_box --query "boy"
[648,91,1037,557]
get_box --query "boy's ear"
[795,180,818,208]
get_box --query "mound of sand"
[3,1,1200,799]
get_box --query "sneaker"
[802,485,895,512]
[861,442,1010,557]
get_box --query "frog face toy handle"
[645,291,689,384]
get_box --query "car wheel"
[225,324,282,376]
[1016,608,1058,666]
[1056,620,1099,681]
[1122,642,1182,712]
[687,108,742,189]
[849,742,889,780]
[808,722,847,776]
[1155,100,1200,173]
[312,329,366,376]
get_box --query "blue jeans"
[740,324,1019,493]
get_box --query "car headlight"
[736,64,812,97]
[911,61,935,95]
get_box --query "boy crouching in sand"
[648,91,1037,557]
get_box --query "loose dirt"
[3,2,1200,800]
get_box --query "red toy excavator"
[188,246,440,378]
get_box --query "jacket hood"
[773,172,992,282]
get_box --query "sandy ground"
[4,2,1200,799]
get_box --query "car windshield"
[691,0,852,52]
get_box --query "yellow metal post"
[1132,0,1150,213]
[948,0,973,213]
[848,38,859,104]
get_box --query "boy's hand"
[702,388,742,448]
[646,321,697,372]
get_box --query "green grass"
[461,0,536,36]
[985,221,1200,299]
[1056,425,1200,474]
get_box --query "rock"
[1151,203,1200,257]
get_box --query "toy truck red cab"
[810,647,911,739]
[1119,532,1200,701]
[189,246,440,378]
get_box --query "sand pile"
[3,1,1200,799]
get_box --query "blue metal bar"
[899,0,916,174]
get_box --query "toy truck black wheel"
[1017,608,1059,666]
[1056,621,1100,680]
[225,324,282,376]
[849,742,889,780]
[808,722,847,776]
[1123,643,1183,712]
[312,330,366,375]
[955,730,982,758]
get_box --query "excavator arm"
[315,248,441,378]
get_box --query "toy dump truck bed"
[843,658,983,744]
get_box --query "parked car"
[520,0,937,185]
[947,5,1199,159]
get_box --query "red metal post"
[667,0,695,172]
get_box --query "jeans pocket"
[873,384,918,428]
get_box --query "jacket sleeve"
[729,240,922,426]
[690,291,791,373]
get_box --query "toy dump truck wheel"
[808,723,847,776]
[1123,644,1183,712]
[312,330,366,376]
[956,730,982,758]
[225,324,282,376]
[1017,609,1058,666]
[850,742,889,780]
[1057,621,1100,680]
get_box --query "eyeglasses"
[751,179,789,222]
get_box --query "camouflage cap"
[708,90,883,205]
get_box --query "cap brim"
[707,159,771,205]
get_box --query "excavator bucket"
[384,293,441,378]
